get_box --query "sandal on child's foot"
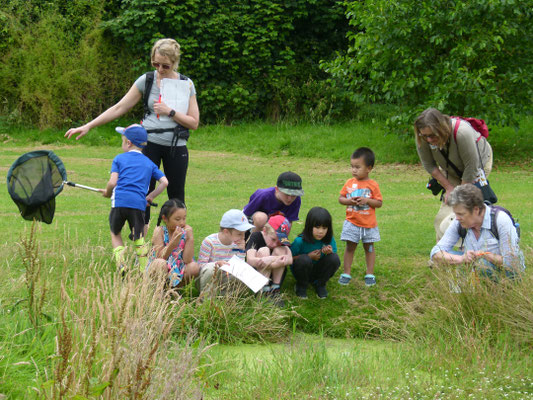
[364,274,376,287]
[338,273,352,285]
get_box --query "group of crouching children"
[103,125,383,303]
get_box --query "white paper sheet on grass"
[219,255,269,293]
[159,78,191,123]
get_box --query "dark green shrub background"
[0,0,350,127]
[1,0,532,130]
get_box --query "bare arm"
[181,226,194,264]
[152,226,188,261]
[65,84,142,140]
[339,195,382,208]
[153,94,200,130]
[99,172,118,198]
[146,176,168,205]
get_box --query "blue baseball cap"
[115,124,148,148]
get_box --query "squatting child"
[100,124,168,273]
[197,209,255,293]
[243,171,304,232]
[245,215,293,301]
[291,207,340,299]
[147,199,199,288]
[338,147,383,287]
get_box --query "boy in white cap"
[197,209,255,293]
[100,124,168,273]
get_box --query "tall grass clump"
[0,225,205,399]
[175,276,295,345]
[376,265,533,356]
[19,221,48,330]
[37,267,204,399]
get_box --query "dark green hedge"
[0,0,351,128]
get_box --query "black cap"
[276,171,304,196]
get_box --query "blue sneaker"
[338,273,352,285]
[364,274,376,287]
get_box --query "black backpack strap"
[439,141,463,179]
[143,71,155,118]
[489,206,500,240]
[457,222,467,248]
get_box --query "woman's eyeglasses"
[152,62,172,70]
[418,132,438,140]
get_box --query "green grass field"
[0,122,532,398]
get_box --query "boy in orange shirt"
[338,147,383,286]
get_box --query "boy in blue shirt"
[100,124,168,273]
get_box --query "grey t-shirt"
[134,71,197,147]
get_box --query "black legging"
[143,141,189,223]
[290,253,340,287]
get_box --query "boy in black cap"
[243,171,304,232]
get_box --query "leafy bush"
[0,0,134,128]
[325,0,533,133]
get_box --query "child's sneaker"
[338,273,352,285]
[314,284,328,299]
[294,284,308,299]
[364,274,376,287]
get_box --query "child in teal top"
[290,207,340,299]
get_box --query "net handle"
[64,181,158,207]
[64,181,100,192]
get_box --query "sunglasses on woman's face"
[152,62,172,70]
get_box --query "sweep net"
[7,150,67,224]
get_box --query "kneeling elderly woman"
[430,184,524,279]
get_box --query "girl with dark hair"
[147,199,199,287]
[290,207,340,299]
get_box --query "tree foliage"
[325,0,533,130]
[0,0,350,127]
[102,0,350,123]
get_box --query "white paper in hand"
[219,255,269,293]
[159,78,191,123]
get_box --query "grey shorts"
[340,220,380,243]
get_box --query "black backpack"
[142,71,190,142]
[458,204,520,244]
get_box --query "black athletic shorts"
[109,207,145,240]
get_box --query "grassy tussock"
[373,265,533,352]
[175,276,295,345]
[39,268,205,399]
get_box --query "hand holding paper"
[219,255,269,293]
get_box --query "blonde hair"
[263,224,276,235]
[414,107,452,148]
[151,38,181,70]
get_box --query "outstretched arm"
[65,84,142,140]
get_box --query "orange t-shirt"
[339,178,382,228]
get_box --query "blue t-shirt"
[111,151,165,211]
[290,235,337,264]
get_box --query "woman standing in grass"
[414,108,493,241]
[290,207,340,299]
[65,38,199,228]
